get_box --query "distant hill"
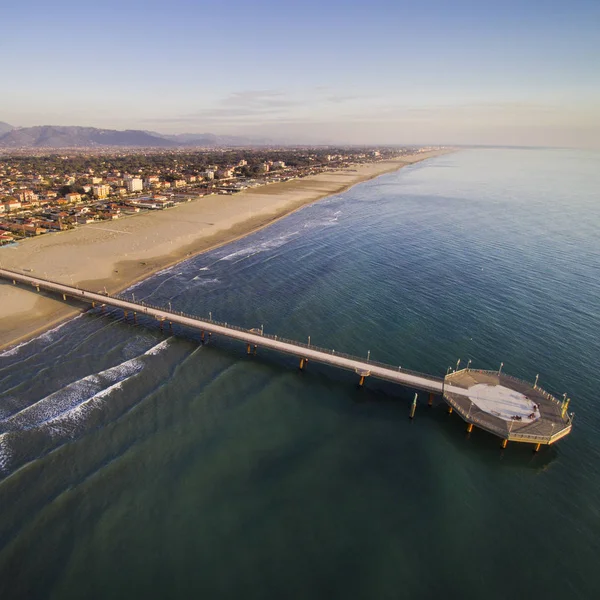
[0,125,275,148]
[158,132,273,146]
[0,126,177,148]
[0,121,14,135]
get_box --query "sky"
[3,0,600,147]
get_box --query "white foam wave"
[1,338,168,431]
[0,433,12,473]
[191,276,220,286]
[218,232,299,262]
[144,337,172,356]
[45,376,134,434]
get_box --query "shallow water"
[1,148,599,599]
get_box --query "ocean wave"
[0,338,170,432]
[0,315,84,359]
[217,231,300,262]
[190,276,220,286]
[0,432,12,473]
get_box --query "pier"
[0,267,573,450]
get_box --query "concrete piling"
[409,394,418,419]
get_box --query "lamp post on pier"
[498,362,504,375]
[456,358,461,371]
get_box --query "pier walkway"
[0,267,573,449]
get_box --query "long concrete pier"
[0,267,573,449]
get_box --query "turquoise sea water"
[1,149,599,599]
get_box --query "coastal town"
[0,146,434,245]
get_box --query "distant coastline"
[0,149,452,350]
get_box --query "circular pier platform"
[443,370,572,447]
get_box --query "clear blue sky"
[3,0,600,147]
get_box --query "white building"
[92,184,111,199]
[125,177,143,193]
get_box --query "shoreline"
[0,150,451,351]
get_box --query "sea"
[1,148,599,599]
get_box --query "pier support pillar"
[409,394,417,419]
[254,345,257,355]
[133,312,137,324]
[36,285,40,292]
[169,321,173,332]
[247,343,252,355]
[428,393,434,407]
[92,301,96,308]
[447,406,453,415]
[124,310,128,319]
[501,439,508,449]
[13,280,16,285]
[358,375,366,387]
[533,443,541,453]
[299,358,305,370]
[62,294,67,301]
[201,331,205,342]
[466,423,473,433]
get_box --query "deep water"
[1,148,599,599]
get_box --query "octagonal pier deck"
[444,369,573,450]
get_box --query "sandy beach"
[0,150,447,350]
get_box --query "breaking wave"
[0,338,172,433]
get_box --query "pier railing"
[113,294,444,383]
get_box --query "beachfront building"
[125,177,143,192]
[92,184,110,199]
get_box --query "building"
[125,177,143,193]
[144,176,160,188]
[92,184,110,199]
[65,193,82,203]
[2,199,21,212]
[271,161,286,169]
[217,168,234,179]
[14,189,37,203]
[203,170,215,180]
[172,179,186,188]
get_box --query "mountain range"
[0,124,273,148]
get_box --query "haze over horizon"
[4,0,600,148]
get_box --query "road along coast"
[0,150,449,350]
